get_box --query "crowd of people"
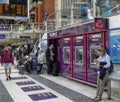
[0,44,57,81]
[0,44,114,101]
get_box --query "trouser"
[24,63,32,73]
[37,64,43,73]
[96,72,109,98]
[33,60,38,71]
[47,60,53,74]
[19,66,25,75]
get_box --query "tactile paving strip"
[16,81,36,86]
[29,92,57,101]
[21,85,44,92]
[12,76,27,80]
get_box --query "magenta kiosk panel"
[48,19,109,86]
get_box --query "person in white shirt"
[37,49,45,74]
[93,48,111,101]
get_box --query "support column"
[56,0,62,29]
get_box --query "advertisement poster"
[0,0,9,4]
[110,29,120,63]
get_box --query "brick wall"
[36,0,55,23]
[43,0,55,19]
[37,4,44,22]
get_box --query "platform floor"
[0,66,118,102]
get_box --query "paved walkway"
[0,66,119,102]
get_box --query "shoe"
[94,97,102,102]
[9,76,11,80]
[36,72,41,75]
[6,78,9,81]
[92,96,98,101]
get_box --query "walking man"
[1,45,14,80]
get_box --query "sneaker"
[94,97,102,102]
[92,96,98,100]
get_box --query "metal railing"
[0,23,45,33]
[101,5,120,17]
[0,5,120,34]
[45,3,120,33]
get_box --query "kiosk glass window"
[63,47,70,64]
[75,47,83,65]
[90,46,100,67]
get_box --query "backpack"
[108,61,114,74]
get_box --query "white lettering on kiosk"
[76,36,83,40]
[92,34,101,38]
[64,38,70,41]
[92,34,101,41]
[76,36,83,42]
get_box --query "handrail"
[101,5,120,17]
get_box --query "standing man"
[1,45,14,81]
[33,47,40,73]
[46,44,55,75]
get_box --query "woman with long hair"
[93,48,111,101]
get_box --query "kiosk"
[73,36,84,80]
[48,18,109,85]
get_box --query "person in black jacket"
[46,44,55,75]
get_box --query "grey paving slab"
[0,80,14,102]
[29,75,92,102]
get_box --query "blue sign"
[0,34,6,39]
[0,0,9,4]
[0,25,9,30]
[110,29,120,63]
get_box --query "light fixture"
[38,0,43,5]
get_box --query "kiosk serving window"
[63,47,70,64]
[75,47,83,65]
[90,46,100,67]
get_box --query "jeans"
[37,64,43,73]
[33,60,38,71]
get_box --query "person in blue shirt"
[33,47,40,73]
[93,48,110,101]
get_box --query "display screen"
[64,47,70,64]
[0,0,28,19]
[75,47,83,65]
[0,0,9,4]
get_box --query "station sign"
[0,34,6,39]
[0,25,9,30]
[0,0,28,19]
[0,0,9,4]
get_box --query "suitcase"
[52,63,59,76]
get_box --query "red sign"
[95,18,109,30]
